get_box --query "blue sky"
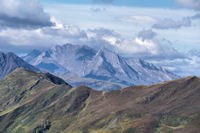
[41,0,176,8]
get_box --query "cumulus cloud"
[188,49,200,57]
[0,29,56,48]
[0,24,184,60]
[147,50,200,77]
[121,16,157,24]
[175,0,200,11]
[42,25,88,40]
[138,29,157,41]
[152,18,191,29]
[5,3,192,60]
[150,55,200,77]
[118,37,185,60]
[86,28,185,60]
[86,28,121,50]
[88,28,120,38]
[0,0,54,29]
[191,13,200,19]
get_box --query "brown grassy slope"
[0,68,200,133]
[0,68,72,132]
[70,76,200,132]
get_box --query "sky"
[41,0,176,8]
[0,0,200,76]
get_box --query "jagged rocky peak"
[23,44,179,90]
[27,49,41,57]
[0,51,39,79]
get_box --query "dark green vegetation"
[0,68,200,133]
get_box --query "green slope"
[0,68,200,133]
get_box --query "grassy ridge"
[0,69,200,133]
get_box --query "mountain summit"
[85,47,178,85]
[23,44,179,90]
[84,47,140,85]
[0,52,39,79]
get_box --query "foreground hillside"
[0,68,199,133]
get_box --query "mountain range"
[23,44,179,90]
[0,68,199,133]
[0,52,39,80]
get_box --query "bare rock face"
[23,44,179,90]
[0,52,39,79]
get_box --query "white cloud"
[116,37,184,60]
[149,55,200,77]
[0,0,54,29]
[152,18,191,29]
[175,0,200,11]
[191,13,200,19]
[42,3,200,53]
[85,28,184,59]
[42,25,87,40]
[138,29,157,40]
[44,4,195,36]
[91,7,106,12]
[121,16,157,23]
[0,23,184,60]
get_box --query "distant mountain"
[0,68,199,133]
[22,49,42,62]
[61,73,127,91]
[23,44,179,89]
[23,44,96,75]
[84,48,139,85]
[84,48,178,85]
[126,59,178,84]
[0,52,39,79]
